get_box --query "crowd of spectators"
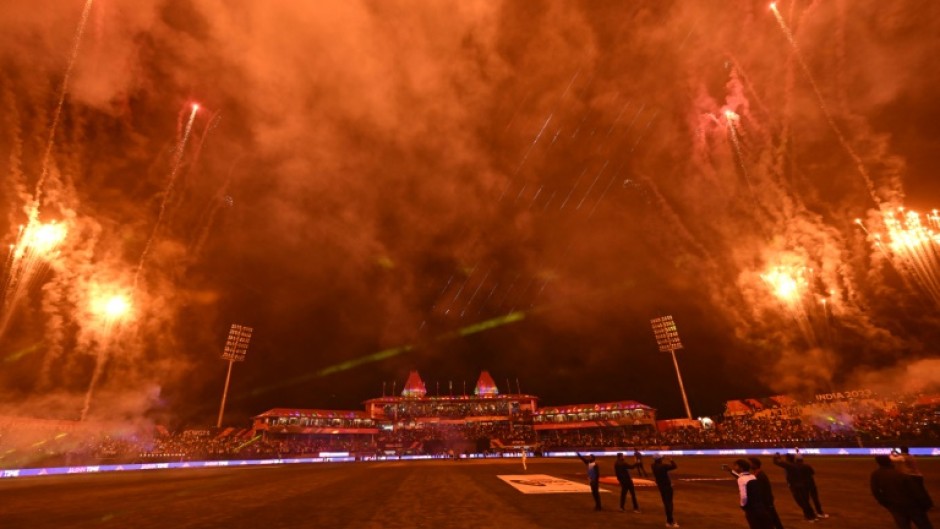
[537,399,940,450]
[2,396,938,468]
[380,401,513,420]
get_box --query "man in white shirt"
[729,459,773,529]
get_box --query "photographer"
[728,459,773,529]
[653,455,680,528]
[773,452,817,522]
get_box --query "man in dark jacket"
[773,453,816,521]
[749,457,784,529]
[871,455,934,529]
[796,455,829,518]
[577,452,602,511]
[653,455,680,527]
[732,459,773,529]
[614,452,641,512]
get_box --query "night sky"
[1,1,939,428]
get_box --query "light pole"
[217,323,252,428]
[650,315,692,420]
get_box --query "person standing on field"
[577,452,602,511]
[653,455,680,527]
[614,452,641,513]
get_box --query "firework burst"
[0,220,69,339]
[859,207,940,304]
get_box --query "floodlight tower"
[650,315,693,420]
[217,323,253,428]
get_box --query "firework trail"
[168,110,223,224]
[769,2,879,205]
[134,104,199,288]
[496,274,520,308]
[725,55,772,121]
[414,28,668,349]
[29,0,94,223]
[528,185,543,210]
[724,110,758,200]
[589,107,657,217]
[189,111,222,171]
[497,113,553,202]
[79,349,108,421]
[575,160,608,210]
[190,154,241,258]
[561,69,581,100]
[1,0,91,339]
[190,185,231,258]
[502,93,531,134]
[459,270,490,318]
[425,98,659,331]
[476,283,500,315]
[590,123,656,213]
[605,102,628,138]
[559,168,587,210]
[498,67,587,203]
[512,183,528,206]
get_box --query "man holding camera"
[774,452,817,522]
[653,455,680,527]
[726,459,774,529]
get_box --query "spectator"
[773,453,817,522]
[576,452,602,511]
[614,452,640,513]
[748,457,784,529]
[796,453,829,519]
[652,455,680,528]
[871,455,934,529]
[731,459,773,529]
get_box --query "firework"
[30,0,94,218]
[761,265,808,306]
[759,261,832,346]
[134,103,200,287]
[769,2,878,204]
[81,284,133,421]
[17,221,67,259]
[723,109,756,197]
[0,220,69,339]
[863,207,940,303]
[88,285,133,327]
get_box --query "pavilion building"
[250,369,656,453]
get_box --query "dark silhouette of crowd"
[1,395,938,469]
[539,398,940,450]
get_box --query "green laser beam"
[2,342,44,363]
[244,310,527,398]
[236,435,262,451]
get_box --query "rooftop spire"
[474,370,499,396]
[401,370,427,398]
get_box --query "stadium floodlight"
[217,323,253,428]
[650,315,693,420]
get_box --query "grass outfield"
[0,455,935,528]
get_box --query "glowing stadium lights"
[217,323,253,428]
[650,315,693,420]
